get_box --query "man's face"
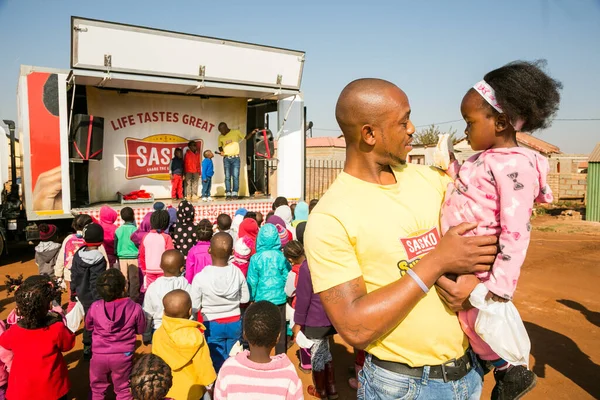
[189,143,197,152]
[376,88,415,166]
[218,124,227,134]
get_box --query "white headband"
[473,80,524,131]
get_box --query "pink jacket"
[0,321,13,387]
[99,206,118,265]
[441,148,553,300]
[185,241,212,284]
[139,231,175,275]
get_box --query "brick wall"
[547,173,587,201]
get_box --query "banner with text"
[86,88,248,203]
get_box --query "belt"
[371,351,473,382]
[224,155,240,158]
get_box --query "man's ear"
[495,114,511,132]
[360,124,377,146]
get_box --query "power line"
[310,117,600,134]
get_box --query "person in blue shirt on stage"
[201,150,215,202]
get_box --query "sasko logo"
[125,134,203,180]
[399,227,441,262]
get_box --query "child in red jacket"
[184,141,201,201]
[0,275,75,400]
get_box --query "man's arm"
[244,128,259,141]
[312,220,497,350]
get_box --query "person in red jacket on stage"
[184,141,201,201]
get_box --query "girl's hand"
[292,324,302,341]
[485,291,509,303]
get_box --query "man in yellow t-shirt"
[217,122,257,200]
[305,79,498,399]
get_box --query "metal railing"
[305,159,344,200]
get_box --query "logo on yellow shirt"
[397,227,440,276]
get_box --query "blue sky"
[0,0,598,154]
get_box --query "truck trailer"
[1,16,306,253]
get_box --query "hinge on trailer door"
[186,65,206,94]
[73,26,88,32]
[104,54,112,69]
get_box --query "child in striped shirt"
[214,301,303,400]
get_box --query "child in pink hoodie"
[185,219,214,284]
[139,211,174,290]
[99,206,118,266]
[86,268,146,400]
[440,61,561,399]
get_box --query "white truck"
[2,16,306,252]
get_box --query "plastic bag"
[470,283,530,367]
[65,299,85,333]
[433,133,454,170]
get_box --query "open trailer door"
[18,65,72,221]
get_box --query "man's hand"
[32,166,63,211]
[486,291,509,303]
[429,222,497,276]
[435,274,480,312]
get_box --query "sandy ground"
[0,216,599,400]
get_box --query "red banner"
[125,134,203,180]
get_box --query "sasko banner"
[86,88,247,203]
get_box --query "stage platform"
[72,196,275,225]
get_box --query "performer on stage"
[217,123,258,200]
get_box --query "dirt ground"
[0,216,599,400]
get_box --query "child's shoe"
[491,365,537,400]
[202,197,208,202]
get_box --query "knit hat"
[83,223,104,246]
[235,208,248,217]
[38,224,58,241]
[153,202,166,211]
[275,224,289,247]
[233,236,252,264]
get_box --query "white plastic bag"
[65,299,85,333]
[229,340,244,357]
[470,283,530,367]
[295,331,315,349]
[433,133,454,170]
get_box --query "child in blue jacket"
[247,223,291,355]
[201,150,214,202]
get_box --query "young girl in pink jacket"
[440,60,561,400]
[139,211,174,290]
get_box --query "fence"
[305,159,344,200]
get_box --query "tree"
[412,124,459,146]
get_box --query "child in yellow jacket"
[152,289,216,400]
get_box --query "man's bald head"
[163,289,192,319]
[335,78,408,143]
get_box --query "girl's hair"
[272,196,288,211]
[483,60,562,132]
[150,210,170,231]
[283,240,305,262]
[5,274,62,329]
[96,269,126,302]
[197,219,214,242]
[73,214,93,231]
[131,353,173,400]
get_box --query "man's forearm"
[321,257,444,349]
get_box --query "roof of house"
[515,132,561,155]
[454,133,560,155]
[589,143,600,163]
[306,137,347,148]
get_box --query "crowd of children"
[0,195,332,399]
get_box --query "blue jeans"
[204,319,242,373]
[223,156,240,195]
[358,353,483,400]
[202,177,212,197]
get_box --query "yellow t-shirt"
[218,129,245,156]
[305,163,468,367]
